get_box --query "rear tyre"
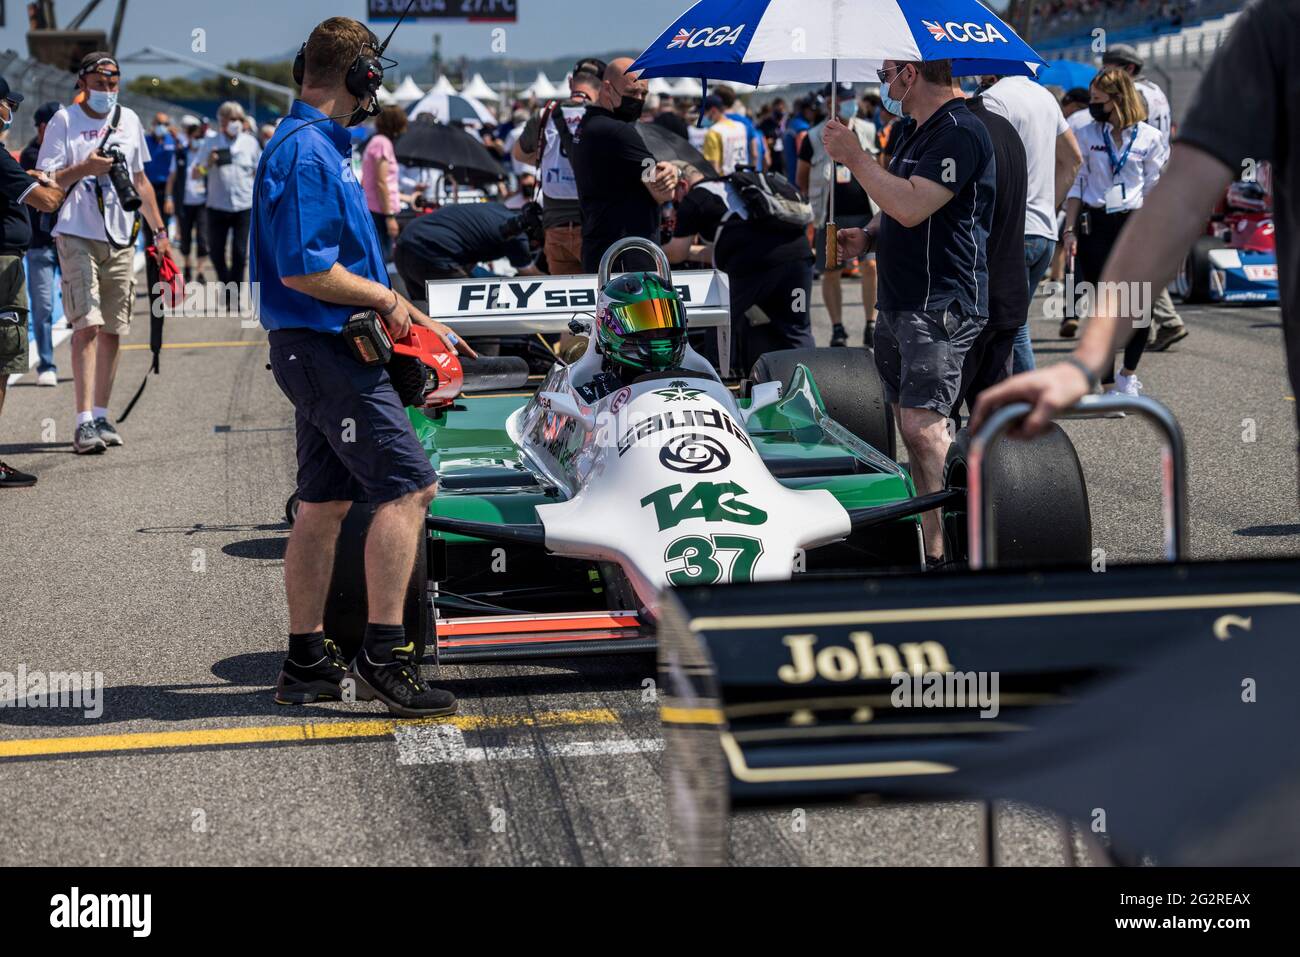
[323,504,430,663]
[1175,235,1227,303]
[942,423,1091,568]
[750,347,896,459]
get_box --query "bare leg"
[898,406,953,559]
[93,332,122,410]
[0,379,7,418]
[364,484,437,625]
[822,270,843,326]
[70,327,98,415]
[284,499,351,634]
[860,258,877,326]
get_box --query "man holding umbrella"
[822,59,995,566]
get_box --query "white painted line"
[394,724,664,766]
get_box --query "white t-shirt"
[181,131,216,207]
[981,76,1071,240]
[192,131,261,213]
[1134,77,1171,145]
[1068,121,1167,211]
[1066,108,1092,136]
[37,102,151,246]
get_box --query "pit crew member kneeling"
[822,58,995,567]
[252,17,473,717]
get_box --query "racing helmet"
[595,272,687,374]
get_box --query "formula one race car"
[305,238,1092,665]
[1174,173,1279,304]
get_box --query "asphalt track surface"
[1,277,1295,866]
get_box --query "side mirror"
[740,380,783,425]
[538,391,596,432]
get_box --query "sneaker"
[35,370,58,387]
[863,318,876,348]
[1059,318,1079,338]
[0,461,36,488]
[275,638,351,705]
[72,421,107,455]
[829,324,848,347]
[1148,324,1188,352]
[1108,373,1144,398]
[352,643,457,718]
[95,417,124,447]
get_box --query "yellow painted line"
[0,708,618,761]
[690,592,1300,632]
[121,340,265,351]
[1286,396,1295,402]
[660,706,725,726]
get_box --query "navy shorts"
[268,328,437,505]
[874,305,986,417]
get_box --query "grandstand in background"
[1028,0,1246,124]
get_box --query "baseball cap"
[181,114,201,128]
[78,51,120,76]
[1062,87,1090,107]
[0,78,24,107]
[702,94,725,112]
[1101,43,1142,69]
[819,81,854,102]
[34,101,60,125]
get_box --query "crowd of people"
[1030,0,1201,42]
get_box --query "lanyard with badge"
[1102,127,1138,213]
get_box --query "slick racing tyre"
[323,504,430,664]
[751,347,896,458]
[1174,235,1228,303]
[942,423,1091,568]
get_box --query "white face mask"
[225,121,241,138]
[87,90,118,114]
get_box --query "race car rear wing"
[654,395,1300,864]
[423,269,734,374]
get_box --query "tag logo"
[920,20,1008,43]
[666,24,746,50]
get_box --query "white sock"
[76,410,94,427]
[93,406,109,421]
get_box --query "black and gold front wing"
[657,559,1300,861]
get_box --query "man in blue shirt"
[252,16,471,718]
[823,58,995,566]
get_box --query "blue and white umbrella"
[630,0,1046,85]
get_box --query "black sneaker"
[73,421,107,455]
[1059,318,1079,338]
[829,323,848,347]
[275,638,351,705]
[863,318,876,348]
[0,461,36,488]
[1148,325,1188,352]
[95,417,124,447]
[352,644,457,718]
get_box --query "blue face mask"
[88,90,118,114]
[838,100,857,121]
[880,69,912,118]
[700,116,716,128]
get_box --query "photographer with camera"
[37,52,171,455]
[192,102,261,310]
[252,16,471,717]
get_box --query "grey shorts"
[874,305,986,416]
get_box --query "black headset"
[292,32,385,104]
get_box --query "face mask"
[700,115,716,128]
[880,69,913,118]
[225,121,242,138]
[87,90,118,114]
[1088,102,1110,123]
[0,112,10,133]
[838,100,857,120]
[154,124,168,138]
[614,95,645,122]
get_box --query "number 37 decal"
[665,534,764,585]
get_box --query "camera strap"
[93,105,141,250]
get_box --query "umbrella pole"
[826,58,840,270]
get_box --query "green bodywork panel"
[411,368,917,544]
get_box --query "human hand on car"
[969,361,1093,439]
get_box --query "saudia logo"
[921,20,1009,43]
[667,24,746,50]
[778,632,953,684]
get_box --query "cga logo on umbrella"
[922,20,1009,43]
[667,24,747,50]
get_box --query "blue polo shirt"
[143,132,175,186]
[252,100,388,334]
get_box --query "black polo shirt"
[0,148,35,255]
[966,95,1028,330]
[569,106,661,272]
[18,139,50,250]
[394,203,533,274]
[674,180,812,275]
[1176,0,1297,442]
[876,99,995,318]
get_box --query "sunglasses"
[876,66,908,84]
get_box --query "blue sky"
[1,0,1012,77]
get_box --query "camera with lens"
[99,145,142,212]
[502,201,545,248]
